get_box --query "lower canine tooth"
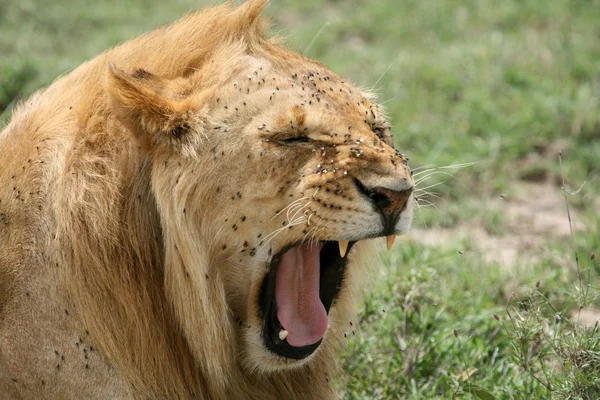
[338,240,349,258]
[279,330,288,340]
[386,235,396,251]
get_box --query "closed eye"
[274,136,311,145]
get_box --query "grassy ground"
[2,0,599,398]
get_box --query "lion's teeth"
[279,330,288,340]
[338,240,349,258]
[386,235,396,251]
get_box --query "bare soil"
[410,181,600,325]
[412,182,578,267]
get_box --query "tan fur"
[0,1,413,399]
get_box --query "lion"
[0,1,414,398]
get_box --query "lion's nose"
[355,179,413,230]
[367,186,413,220]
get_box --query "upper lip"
[258,240,356,360]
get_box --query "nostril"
[369,191,391,211]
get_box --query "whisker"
[370,55,398,93]
[415,202,428,228]
[411,164,436,173]
[289,202,312,222]
[274,196,308,220]
[303,21,330,55]
[416,180,447,192]
[414,197,423,212]
[416,198,442,213]
[259,216,306,252]
[310,228,325,245]
[301,225,321,244]
[415,171,455,185]
[309,220,325,243]
[312,187,320,199]
[286,202,304,223]
[412,161,477,177]
[415,190,442,200]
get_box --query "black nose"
[355,179,413,230]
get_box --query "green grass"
[2,0,600,398]
[341,235,600,399]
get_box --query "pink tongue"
[275,242,328,347]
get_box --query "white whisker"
[412,161,477,177]
[273,196,308,220]
[379,97,396,106]
[307,212,315,226]
[415,171,455,185]
[301,225,319,244]
[415,190,442,200]
[289,201,312,222]
[370,55,398,93]
[303,21,330,55]
[411,164,436,173]
[416,198,441,213]
[416,180,447,192]
[259,216,306,252]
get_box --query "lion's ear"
[106,64,196,146]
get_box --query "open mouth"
[258,240,356,360]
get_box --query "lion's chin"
[258,240,356,361]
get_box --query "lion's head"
[0,1,415,397]
[104,0,413,375]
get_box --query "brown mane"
[52,2,341,398]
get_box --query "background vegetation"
[2,0,599,398]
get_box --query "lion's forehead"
[214,59,392,143]
[204,57,409,191]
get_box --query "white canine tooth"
[386,235,396,251]
[279,330,288,340]
[339,240,349,258]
